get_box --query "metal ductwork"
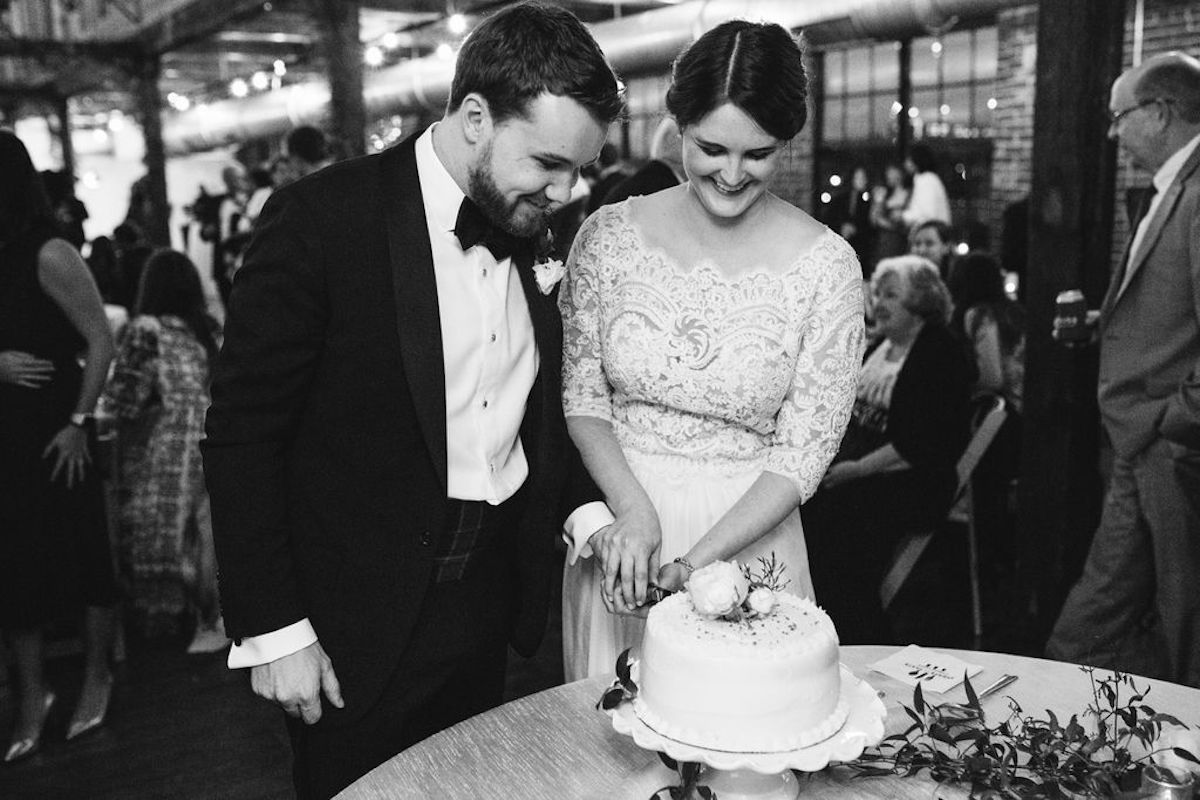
[163,0,1024,155]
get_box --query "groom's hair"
[446,1,625,126]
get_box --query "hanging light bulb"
[273,59,287,77]
[364,46,384,67]
[251,71,270,91]
[229,78,249,98]
[447,13,467,35]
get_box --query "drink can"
[1055,289,1089,342]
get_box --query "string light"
[436,42,455,60]
[829,175,842,187]
[364,46,384,67]
[447,13,468,35]
[273,59,287,76]
[251,71,270,91]
[229,78,249,98]
[381,31,400,50]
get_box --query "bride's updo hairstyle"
[665,20,808,141]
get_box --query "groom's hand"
[592,503,661,612]
[251,640,345,725]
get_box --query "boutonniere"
[531,228,566,295]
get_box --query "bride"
[559,20,866,681]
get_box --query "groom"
[202,4,624,797]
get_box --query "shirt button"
[489,463,495,473]
[490,333,497,342]
[420,530,432,546]
[482,399,489,409]
[482,268,488,277]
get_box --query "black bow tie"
[454,198,521,261]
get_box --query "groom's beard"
[468,143,553,239]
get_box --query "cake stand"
[609,665,886,800]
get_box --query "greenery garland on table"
[845,667,1199,799]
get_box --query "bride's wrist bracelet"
[672,556,696,575]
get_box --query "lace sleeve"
[559,210,614,422]
[766,235,866,501]
[100,315,160,421]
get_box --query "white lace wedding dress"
[560,200,865,681]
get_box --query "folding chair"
[878,394,1008,646]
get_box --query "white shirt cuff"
[563,501,614,565]
[227,618,318,669]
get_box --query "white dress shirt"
[1120,131,1200,297]
[229,127,612,668]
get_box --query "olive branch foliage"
[845,667,1199,798]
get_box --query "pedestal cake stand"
[610,665,887,800]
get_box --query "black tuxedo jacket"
[202,133,601,722]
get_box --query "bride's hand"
[591,502,661,613]
[654,561,690,594]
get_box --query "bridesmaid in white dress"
[559,20,866,681]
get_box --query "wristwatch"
[69,412,95,429]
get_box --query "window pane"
[911,88,938,137]
[845,46,872,93]
[942,85,971,127]
[973,27,998,82]
[872,42,900,92]
[824,97,845,143]
[874,93,901,139]
[824,49,846,95]
[911,35,939,87]
[845,92,871,140]
[940,30,973,84]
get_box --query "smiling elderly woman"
[802,254,973,645]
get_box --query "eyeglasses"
[1107,98,1173,126]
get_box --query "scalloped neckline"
[615,198,836,286]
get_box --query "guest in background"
[0,130,119,761]
[585,143,631,215]
[560,20,864,680]
[910,219,955,280]
[870,162,911,263]
[804,255,972,644]
[101,249,225,652]
[599,116,685,207]
[1047,52,1200,687]
[901,143,952,229]
[827,166,875,276]
[948,251,1025,575]
[285,125,334,181]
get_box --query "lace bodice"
[561,201,865,500]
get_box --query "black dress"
[0,227,117,628]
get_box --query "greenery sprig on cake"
[846,668,1199,798]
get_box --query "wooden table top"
[337,646,1200,799]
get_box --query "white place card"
[868,644,984,695]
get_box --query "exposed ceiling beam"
[132,0,273,54]
[0,37,136,60]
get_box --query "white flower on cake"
[747,586,777,616]
[686,561,749,618]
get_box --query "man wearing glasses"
[1047,52,1200,687]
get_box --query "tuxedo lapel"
[514,244,555,360]
[381,137,449,492]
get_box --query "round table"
[337,646,1200,799]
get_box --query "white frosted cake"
[632,590,846,753]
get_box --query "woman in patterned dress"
[559,21,866,680]
[101,249,223,647]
